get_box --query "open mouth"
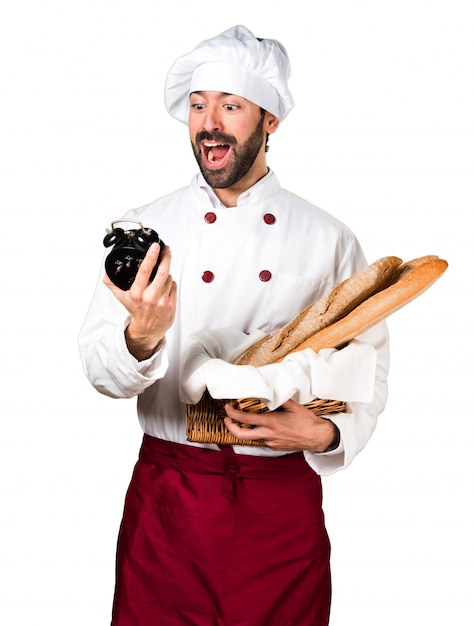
[202,142,231,168]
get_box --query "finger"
[132,242,164,290]
[103,272,113,288]
[280,398,298,411]
[153,244,172,273]
[148,246,174,290]
[103,272,124,297]
[223,417,265,441]
[132,242,170,294]
[168,277,178,301]
[224,403,264,426]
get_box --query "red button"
[263,213,276,224]
[259,270,272,282]
[202,270,215,283]
[204,212,217,224]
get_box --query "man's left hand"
[224,399,340,452]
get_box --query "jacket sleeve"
[302,237,390,475]
[78,277,169,399]
[303,320,390,475]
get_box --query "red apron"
[112,435,331,625]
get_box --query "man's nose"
[201,105,223,132]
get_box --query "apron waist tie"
[218,444,241,498]
[138,434,316,499]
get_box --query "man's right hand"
[104,242,177,361]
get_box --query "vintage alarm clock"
[103,219,165,290]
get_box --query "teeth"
[203,141,226,163]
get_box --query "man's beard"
[191,113,265,189]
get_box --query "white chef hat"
[164,25,294,124]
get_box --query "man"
[79,25,389,626]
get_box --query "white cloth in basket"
[179,327,377,411]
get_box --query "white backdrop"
[1,1,472,624]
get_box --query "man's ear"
[265,112,280,135]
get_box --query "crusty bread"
[384,255,440,286]
[235,255,403,367]
[287,256,448,356]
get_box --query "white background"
[1,1,472,624]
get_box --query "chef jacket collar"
[194,169,281,209]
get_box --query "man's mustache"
[196,131,237,145]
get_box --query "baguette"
[235,255,403,367]
[287,256,448,356]
[385,254,440,287]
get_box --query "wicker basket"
[186,390,347,446]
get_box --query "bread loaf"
[288,256,448,356]
[235,255,403,367]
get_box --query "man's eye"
[191,103,205,111]
[223,104,238,111]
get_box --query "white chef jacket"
[79,170,389,475]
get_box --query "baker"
[79,25,390,626]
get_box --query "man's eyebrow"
[190,91,233,97]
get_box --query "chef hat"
[164,25,294,124]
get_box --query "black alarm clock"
[103,219,165,290]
